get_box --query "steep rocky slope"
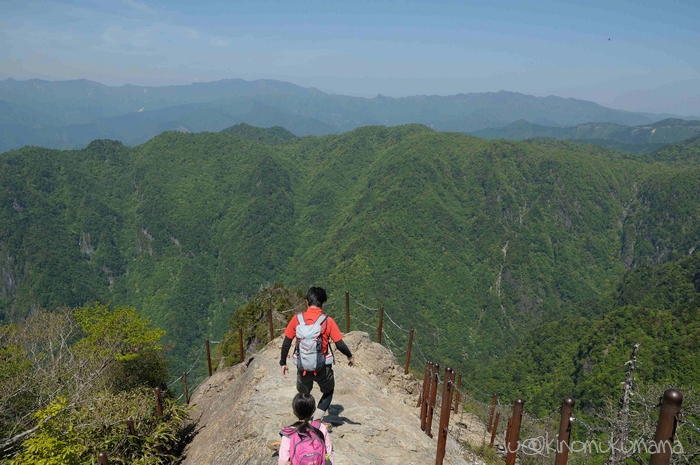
[181,332,485,464]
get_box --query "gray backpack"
[293,314,333,374]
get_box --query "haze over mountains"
[1,77,699,154]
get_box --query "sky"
[1,0,699,115]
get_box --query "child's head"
[306,287,327,308]
[292,392,316,421]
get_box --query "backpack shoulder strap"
[296,313,305,325]
[309,421,328,449]
[315,314,327,326]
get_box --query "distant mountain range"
[470,118,700,154]
[1,77,698,153]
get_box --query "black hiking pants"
[296,365,334,412]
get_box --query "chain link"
[573,416,612,433]
[350,294,380,311]
[454,385,500,410]
[279,301,307,314]
[680,412,700,436]
[523,407,561,424]
[412,340,428,362]
[384,310,411,333]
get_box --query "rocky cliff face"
[181,332,485,464]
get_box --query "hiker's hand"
[281,364,289,378]
[348,357,355,367]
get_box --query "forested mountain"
[641,134,700,164]
[1,77,695,153]
[220,123,297,145]
[493,251,700,414]
[1,125,698,394]
[470,118,700,154]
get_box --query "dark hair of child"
[292,392,324,439]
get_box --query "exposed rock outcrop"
[181,332,482,464]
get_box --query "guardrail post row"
[649,389,683,465]
[555,397,575,465]
[454,374,462,413]
[426,363,440,437]
[182,372,190,405]
[205,339,213,376]
[377,307,384,343]
[489,411,500,448]
[420,361,432,428]
[267,305,274,341]
[404,329,414,374]
[487,394,498,432]
[505,399,524,465]
[98,451,109,465]
[345,291,350,333]
[155,387,163,418]
[436,367,455,465]
[126,417,136,436]
[238,327,244,363]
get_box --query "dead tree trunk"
[606,342,640,465]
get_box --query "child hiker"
[279,393,334,465]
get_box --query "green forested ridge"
[641,134,700,164]
[220,123,298,145]
[470,118,700,154]
[1,125,699,401]
[493,251,700,416]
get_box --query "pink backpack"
[281,420,328,465]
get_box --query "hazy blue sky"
[1,0,699,114]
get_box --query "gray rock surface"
[181,331,483,464]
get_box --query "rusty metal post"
[238,327,244,363]
[505,417,512,452]
[98,452,109,465]
[345,291,350,333]
[454,374,462,413]
[420,361,432,428]
[505,399,524,465]
[377,307,384,343]
[267,305,274,341]
[155,387,163,418]
[436,367,455,465]
[182,372,190,405]
[425,363,440,437]
[126,417,136,436]
[404,329,414,374]
[487,394,498,432]
[489,412,500,448]
[649,389,683,465]
[555,397,575,465]
[205,339,213,376]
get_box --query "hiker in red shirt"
[280,287,354,422]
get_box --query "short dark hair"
[306,287,327,308]
[292,392,316,421]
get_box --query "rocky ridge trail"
[180,331,488,464]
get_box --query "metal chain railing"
[680,412,700,436]
[384,311,411,333]
[523,406,561,424]
[350,294,380,311]
[573,415,612,434]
